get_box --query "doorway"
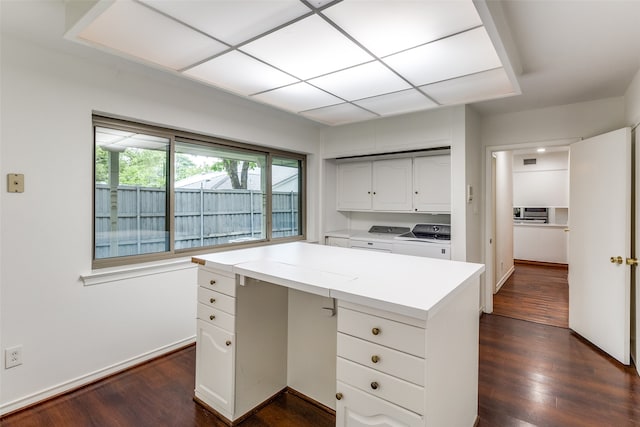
[483,139,576,314]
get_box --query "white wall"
[0,33,321,413]
[512,151,569,207]
[625,68,640,127]
[494,151,514,291]
[482,97,626,146]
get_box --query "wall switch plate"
[5,346,22,369]
[7,173,24,193]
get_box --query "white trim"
[494,264,515,293]
[0,337,196,416]
[81,258,196,286]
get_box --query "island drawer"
[198,269,236,297]
[337,333,424,386]
[198,287,235,315]
[197,303,235,332]
[337,357,425,415]
[335,381,424,427]
[338,307,426,358]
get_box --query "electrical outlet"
[5,346,22,369]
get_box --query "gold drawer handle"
[210,279,216,285]
[371,327,380,336]
[209,315,215,320]
[370,382,379,390]
[210,298,216,304]
[226,340,231,346]
[335,392,343,400]
[371,355,380,363]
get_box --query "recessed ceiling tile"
[240,15,373,80]
[300,103,378,126]
[78,0,226,70]
[183,51,298,96]
[420,68,515,105]
[308,61,411,101]
[140,0,310,45]
[384,27,502,86]
[354,89,438,116]
[322,0,482,57]
[252,82,343,112]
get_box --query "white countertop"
[325,229,451,246]
[193,242,484,320]
[513,222,568,228]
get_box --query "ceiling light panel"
[140,0,311,45]
[252,82,343,112]
[240,14,374,80]
[308,61,410,101]
[184,51,298,96]
[384,27,503,87]
[354,89,438,116]
[322,0,482,57]
[78,0,226,70]
[420,68,514,105]
[301,103,378,126]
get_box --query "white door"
[635,129,640,375]
[569,127,631,365]
[372,158,412,211]
[337,162,372,210]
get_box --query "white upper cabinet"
[413,155,451,212]
[337,161,373,210]
[336,155,450,213]
[372,158,413,211]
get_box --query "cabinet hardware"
[371,327,380,336]
[370,382,379,390]
[415,191,418,194]
[610,256,623,265]
[210,298,216,303]
[373,191,376,195]
[371,355,380,363]
[210,315,215,320]
[225,340,231,346]
[210,279,216,285]
[335,392,343,400]
[627,258,638,266]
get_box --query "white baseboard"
[0,336,196,416]
[494,265,515,293]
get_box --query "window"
[93,116,305,267]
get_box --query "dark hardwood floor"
[4,263,639,426]
[493,261,569,328]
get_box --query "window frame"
[92,115,306,269]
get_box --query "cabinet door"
[413,156,450,212]
[195,320,235,418]
[337,162,372,210]
[372,158,412,211]
[336,382,423,427]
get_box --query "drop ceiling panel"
[140,0,311,46]
[240,14,374,80]
[78,0,226,70]
[323,0,482,57]
[421,68,514,105]
[184,51,299,96]
[252,82,343,112]
[308,61,411,101]
[354,89,438,116]
[384,27,502,87]
[300,103,378,126]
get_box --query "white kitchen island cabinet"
[192,242,484,427]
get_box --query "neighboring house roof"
[175,167,298,192]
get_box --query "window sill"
[81,257,196,286]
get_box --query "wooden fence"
[95,185,299,258]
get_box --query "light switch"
[7,173,24,193]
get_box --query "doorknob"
[626,258,638,266]
[610,256,623,265]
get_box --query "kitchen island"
[192,242,484,426]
